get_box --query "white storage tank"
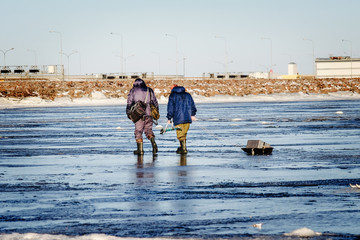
[48,65,57,74]
[288,62,298,75]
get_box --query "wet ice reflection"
[0,101,359,238]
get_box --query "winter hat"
[170,84,178,90]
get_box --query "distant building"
[316,56,360,78]
[288,62,298,75]
[279,62,300,79]
[203,72,249,79]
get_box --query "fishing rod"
[159,121,182,135]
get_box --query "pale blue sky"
[1,0,358,76]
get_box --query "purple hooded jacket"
[126,78,158,117]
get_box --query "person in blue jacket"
[166,84,197,154]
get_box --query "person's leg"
[144,117,157,154]
[176,123,190,154]
[134,119,145,155]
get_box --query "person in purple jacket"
[167,84,197,154]
[126,78,159,155]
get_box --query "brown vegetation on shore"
[0,78,359,101]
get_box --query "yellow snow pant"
[176,123,190,141]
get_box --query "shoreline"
[1,91,360,109]
[1,78,360,108]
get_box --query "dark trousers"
[134,116,154,141]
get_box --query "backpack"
[128,88,160,123]
[128,100,147,123]
[128,88,150,123]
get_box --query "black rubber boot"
[181,140,188,154]
[134,142,144,155]
[176,142,182,154]
[150,137,158,154]
[176,140,187,154]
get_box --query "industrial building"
[316,56,360,78]
[288,62,298,75]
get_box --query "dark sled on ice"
[242,140,273,155]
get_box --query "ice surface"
[0,100,359,239]
[0,233,181,240]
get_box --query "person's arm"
[166,94,174,123]
[126,89,134,116]
[190,95,197,119]
[150,88,159,109]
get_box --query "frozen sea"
[0,98,360,239]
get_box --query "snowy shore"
[1,78,360,108]
[1,91,360,109]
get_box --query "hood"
[171,86,186,93]
[133,78,147,88]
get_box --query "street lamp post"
[122,54,134,74]
[261,37,273,78]
[0,48,15,66]
[215,35,228,78]
[78,51,82,75]
[61,51,78,78]
[27,49,37,66]
[342,39,353,78]
[49,30,64,80]
[165,34,178,77]
[183,54,186,77]
[49,30,63,67]
[110,32,124,74]
[215,61,226,76]
[303,38,315,76]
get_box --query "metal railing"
[0,65,64,79]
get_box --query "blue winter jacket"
[167,86,197,126]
